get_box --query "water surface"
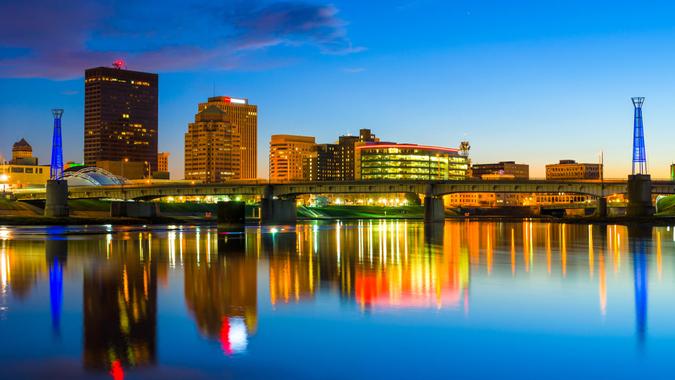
[0,221,672,379]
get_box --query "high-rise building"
[194,96,257,179]
[545,160,602,180]
[308,129,378,181]
[471,161,529,179]
[184,97,256,182]
[84,64,158,171]
[157,152,170,173]
[269,135,316,182]
[355,142,469,180]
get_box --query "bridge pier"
[217,201,246,232]
[44,180,69,217]
[424,196,445,223]
[596,197,608,218]
[627,174,655,217]
[261,186,296,224]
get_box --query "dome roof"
[60,166,126,187]
[12,138,32,151]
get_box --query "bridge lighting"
[0,174,8,182]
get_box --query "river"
[0,220,671,379]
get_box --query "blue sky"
[2,0,675,178]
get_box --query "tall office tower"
[84,63,159,171]
[185,102,242,183]
[195,96,258,179]
[269,135,316,182]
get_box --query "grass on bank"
[298,205,424,218]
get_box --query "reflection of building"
[355,142,468,180]
[545,160,601,180]
[184,96,257,182]
[471,161,529,179]
[269,135,316,182]
[83,249,157,371]
[183,235,257,355]
[84,65,159,171]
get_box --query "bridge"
[14,178,675,223]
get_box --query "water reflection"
[0,220,671,378]
[83,235,158,373]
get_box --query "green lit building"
[355,143,469,181]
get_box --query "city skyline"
[4,1,675,178]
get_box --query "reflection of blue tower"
[46,238,67,337]
[631,97,647,175]
[632,238,648,344]
[49,256,63,336]
[50,109,64,179]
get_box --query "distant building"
[96,160,147,180]
[471,161,529,179]
[11,138,37,165]
[84,64,159,171]
[156,152,170,179]
[355,142,469,180]
[195,96,257,179]
[269,135,316,182]
[0,163,50,188]
[307,129,378,181]
[545,160,602,180]
[185,96,257,182]
[671,164,675,181]
[0,138,48,187]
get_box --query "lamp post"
[121,158,128,202]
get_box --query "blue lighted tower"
[631,97,647,175]
[50,109,64,179]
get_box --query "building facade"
[84,65,159,171]
[11,138,37,165]
[185,102,242,183]
[195,96,257,179]
[355,143,469,181]
[471,161,529,179]
[307,129,378,181]
[269,135,316,182]
[545,160,602,180]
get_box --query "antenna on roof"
[112,59,127,69]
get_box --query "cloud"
[0,0,364,79]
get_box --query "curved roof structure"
[60,166,126,187]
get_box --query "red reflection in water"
[220,317,232,356]
[110,360,124,380]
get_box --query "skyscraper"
[185,96,257,182]
[84,64,158,171]
[269,135,316,182]
[195,96,258,179]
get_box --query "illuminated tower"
[631,97,647,175]
[50,109,64,179]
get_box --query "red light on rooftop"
[112,59,126,69]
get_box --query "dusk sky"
[2,0,675,178]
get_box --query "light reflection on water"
[0,221,672,379]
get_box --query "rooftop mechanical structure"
[631,97,647,175]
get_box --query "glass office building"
[355,143,468,181]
